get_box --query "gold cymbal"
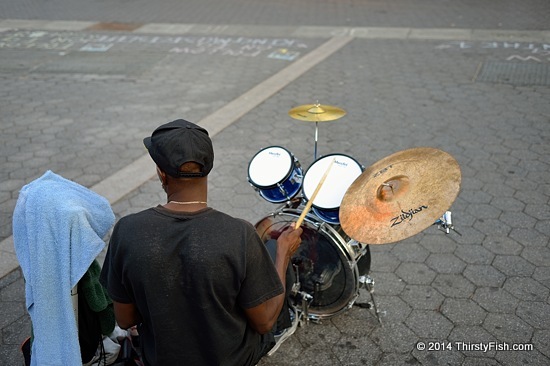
[288,103,346,122]
[339,147,461,244]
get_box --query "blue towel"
[13,171,115,366]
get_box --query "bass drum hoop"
[255,208,364,320]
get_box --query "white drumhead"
[248,146,293,187]
[303,154,363,209]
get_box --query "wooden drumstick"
[295,157,336,229]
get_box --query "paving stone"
[425,253,467,274]
[0,276,25,302]
[474,218,512,237]
[369,272,405,296]
[534,220,550,237]
[516,301,550,329]
[514,187,549,205]
[332,333,382,366]
[454,244,494,265]
[420,234,458,254]
[395,263,437,285]
[0,345,24,366]
[370,252,402,273]
[2,315,32,345]
[495,348,550,366]
[0,300,26,330]
[432,274,476,299]
[405,310,454,339]
[463,264,507,288]
[500,211,538,229]
[376,352,420,366]
[459,189,493,205]
[472,287,519,314]
[492,255,535,277]
[532,329,550,358]
[524,203,550,220]
[412,346,464,366]
[461,357,499,366]
[482,236,523,256]
[400,285,445,311]
[532,266,550,288]
[374,295,412,323]
[390,243,430,263]
[509,227,550,247]
[441,298,487,326]
[448,326,498,358]
[450,226,486,246]
[503,277,549,302]
[466,203,501,220]
[370,322,418,354]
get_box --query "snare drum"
[248,146,303,203]
[302,154,363,224]
[256,208,371,321]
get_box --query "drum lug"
[276,182,290,201]
[249,182,260,193]
[317,221,328,231]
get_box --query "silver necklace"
[168,200,207,205]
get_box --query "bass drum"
[255,208,371,321]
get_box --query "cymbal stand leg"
[360,275,383,325]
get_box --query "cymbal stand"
[358,275,383,325]
[434,211,461,236]
[314,121,319,160]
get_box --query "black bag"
[78,281,104,364]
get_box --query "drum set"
[247,103,462,328]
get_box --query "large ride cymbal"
[288,103,346,122]
[339,147,461,244]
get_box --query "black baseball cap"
[143,119,214,178]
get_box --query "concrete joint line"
[199,35,354,136]
[1,20,549,42]
[0,35,353,278]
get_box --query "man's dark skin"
[113,162,303,334]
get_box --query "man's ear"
[156,166,168,186]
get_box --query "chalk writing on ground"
[435,41,550,63]
[0,30,309,60]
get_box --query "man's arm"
[113,301,142,329]
[244,226,302,334]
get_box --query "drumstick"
[295,157,336,229]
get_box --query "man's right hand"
[277,225,303,259]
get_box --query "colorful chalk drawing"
[0,30,308,60]
[435,41,550,63]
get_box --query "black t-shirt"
[100,206,283,366]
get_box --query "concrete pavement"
[1,0,549,364]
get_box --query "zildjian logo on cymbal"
[390,205,428,227]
